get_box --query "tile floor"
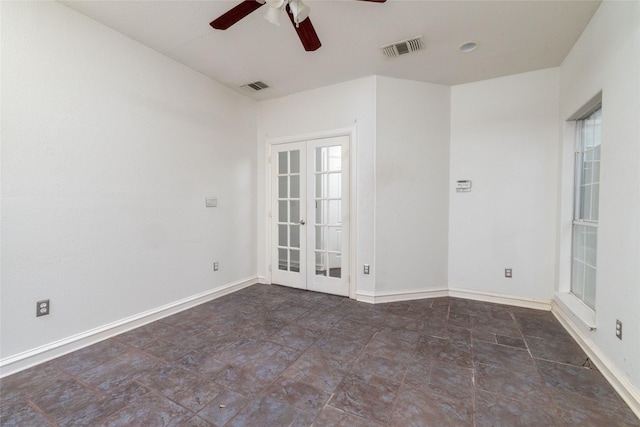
[1,284,638,426]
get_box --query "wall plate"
[36,300,50,317]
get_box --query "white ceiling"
[60,0,601,101]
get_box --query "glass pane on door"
[276,150,302,273]
[290,225,300,248]
[278,248,288,271]
[290,151,300,174]
[314,145,342,279]
[290,200,300,224]
[278,152,288,174]
[278,176,288,199]
[315,251,326,276]
[329,253,342,278]
[290,249,300,272]
[278,201,288,222]
[315,200,325,225]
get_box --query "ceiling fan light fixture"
[264,5,282,26]
[289,0,310,24]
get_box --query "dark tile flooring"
[1,284,638,426]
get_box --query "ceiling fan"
[210,0,386,52]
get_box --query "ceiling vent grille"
[380,36,424,58]
[241,81,270,91]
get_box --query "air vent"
[240,81,270,92]
[380,36,425,58]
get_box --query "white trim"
[448,287,552,310]
[349,125,358,300]
[0,276,258,378]
[355,287,552,309]
[355,291,376,304]
[356,288,449,304]
[556,120,578,295]
[552,300,640,418]
[554,291,597,328]
[371,81,378,299]
[264,134,273,285]
[266,127,357,146]
[566,91,603,121]
[573,219,598,228]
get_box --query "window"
[571,106,601,311]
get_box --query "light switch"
[205,198,218,208]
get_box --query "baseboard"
[0,276,258,378]
[356,287,551,311]
[356,288,449,304]
[448,287,552,311]
[551,300,640,418]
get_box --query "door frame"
[264,126,357,299]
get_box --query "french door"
[270,136,350,296]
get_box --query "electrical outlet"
[616,319,622,340]
[213,262,219,271]
[363,264,370,275]
[36,299,50,317]
[505,268,512,278]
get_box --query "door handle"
[299,220,306,225]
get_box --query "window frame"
[570,105,602,312]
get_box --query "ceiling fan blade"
[356,0,387,2]
[210,0,265,30]
[285,5,321,51]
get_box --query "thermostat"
[456,180,472,192]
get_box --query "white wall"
[4,2,637,402]
[1,2,257,363]
[449,68,560,302]
[375,76,450,294]
[256,77,377,295]
[556,0,640,392]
